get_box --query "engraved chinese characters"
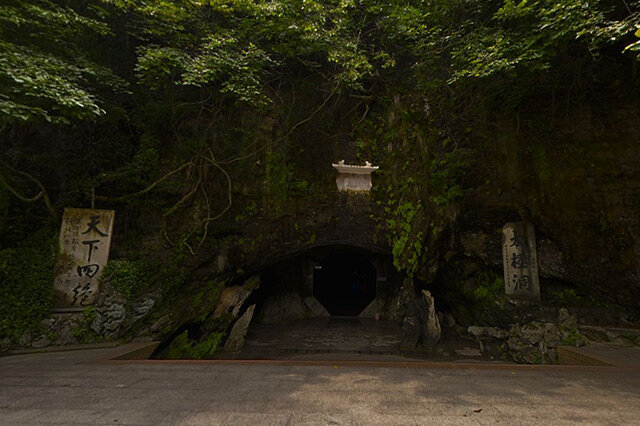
[502,221,540,300]
[54,208,115,308]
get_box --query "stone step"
[110,341,160,360]
[3,341,121,356]
[558,343,640,367]
[580,325,640,337]
[557,346,615,366]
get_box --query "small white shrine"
[332,160,379,192]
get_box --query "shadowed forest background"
[1,0,640,359]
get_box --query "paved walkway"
[572,342,640,367]
[1,345,640,425]
[238,317,485,362]
[240,317,403,359]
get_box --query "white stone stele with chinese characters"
[54,208,115,309]
[332,160,379,192]
[502,221,540,300]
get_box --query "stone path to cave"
[2,345,640,425]
[239,317,405,359]
[237,317,486,362]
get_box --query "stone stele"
[502,221,540,300]
[332,160,379,192]
[54,208,115,309]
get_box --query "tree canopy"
[2,0,638,125]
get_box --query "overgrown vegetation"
[102,259,149,301]
[71,307,103,343]
[561,329,585,347]
[1,0,640,339]
[102,245,190,303]
[0,228,55,341]
[167,330,224,360]
[474,274,505,307]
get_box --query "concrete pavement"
[1,344,640,425]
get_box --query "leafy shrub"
[555,289,581,305]
[167,330,224,360]
[0,228,55,341]
[72,307,102,343]
[561,330,585,347]
[473,274,504,306]
[102,259,149,301]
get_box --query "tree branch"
[0,160,57,219]
[95,162,193,202]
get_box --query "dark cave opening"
[313,251,377,316]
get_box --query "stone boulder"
[31,335,51,349]
[468,326,509,359]
[507,322,561,364]
[469,308,585,364]
[422,290,441,346]
[132,293,158,322]
[396,280,441,349]
[223,304,255,352]
[213,275,260,318]
[91,297,126,337]
[257,293,311,324]
[538,239,566,279]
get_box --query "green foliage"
[157,245,190,297]
[385,200,424,277]
[2,0,636,121]
[92,134,162,197]
[0,0,126,124]
[473,274,505,306]
[553,289,582,305]
[102,244,190,308]
[380,138,470,277]
[102,259,149,301]
[265,150,290,211]
[624,28,640,56]
[561,329,585,347]
[362,99,472,278]
[0,227,55,341]
[402,0,639,89]
[189,278,226,322]
[106,0,385,105]
[427,147,473,207]
[72,307,103,343]
[263,150,310,213]
[167,330,223,359]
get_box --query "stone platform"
[2,343,640,425]
[236,317,485,362]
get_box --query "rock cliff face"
[9,100,640,360]
[454,105,640,312]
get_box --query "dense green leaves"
[0,0,125,124]
[0,228,55,340]
[3,0,637,121]
[104,0,390,104]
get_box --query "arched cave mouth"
[313,251,376,316]
[153,245,399,359]
[247,244,391,323]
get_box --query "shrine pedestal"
[332,160,379,192]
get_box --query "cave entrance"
[313,251,376,316]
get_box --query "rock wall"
[430,105,640,331]
[469,106,640,309]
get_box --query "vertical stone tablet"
[54,208,115,309]
[502,221,540,300]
